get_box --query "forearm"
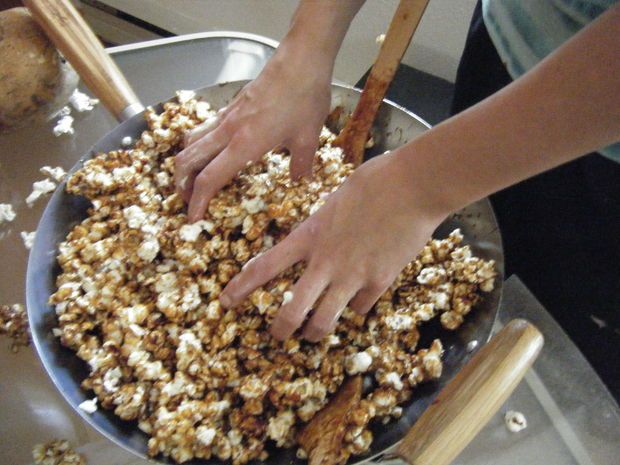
[399,4,620,216]
[279,0,365,73]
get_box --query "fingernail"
[220,293,232,308]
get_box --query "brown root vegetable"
[0,7,77,131]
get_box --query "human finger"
[186,135,272,222]
[184,112,222,147]
[302,283,358,342]
[288,135,318,180]
[270,266,330,341]
[220,235,306,308]
[348,283,388,315]
[175,126,230,202]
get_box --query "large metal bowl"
[27,80,504,464]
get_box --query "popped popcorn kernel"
[505,410,527,433]
[0,203,16,224]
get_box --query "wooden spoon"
[334,0,430,166]
[299,319,543,465]
[397,319,543,465]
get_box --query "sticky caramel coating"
[51,92,496,464]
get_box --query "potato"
[0,7,78,131]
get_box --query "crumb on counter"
[504,410,527,433]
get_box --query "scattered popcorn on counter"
[21,231,35,250]
[32,439,86,465]
[40,166,67,183]
[26,179,57,207]
[53,114,74,137]
[69,89,99,112]
[0,203,16,224]
[50,93,496,465]
[0,303,30,352]
[376,33,386,44]
[504,410,527,433]
[121,136,133,147]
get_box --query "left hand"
[219,150,449,341]
[173,43,332,223]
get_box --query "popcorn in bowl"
[50,92,496,464]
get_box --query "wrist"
[388,143,460,221]
[274,34,334,78]
[282,0,364,72]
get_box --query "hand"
[220,151,448,341]
[174,46,332,223]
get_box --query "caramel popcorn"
[32,439,85,465]
[50,93,496,464]
[0,303,30,352]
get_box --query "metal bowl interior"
[26,81,504,465]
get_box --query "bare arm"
[402,4,620,216]
[287,0,366,67]
[222,5,620,341]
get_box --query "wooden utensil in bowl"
[300,319,544,465]
[334,0,430,166]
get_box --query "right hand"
[175,46,332,223]
[220,150,448,341]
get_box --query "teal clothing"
[482,0,620,161]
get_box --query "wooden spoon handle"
[397,319,544,465]
[24,0,142,121]
[335,0,430,166]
